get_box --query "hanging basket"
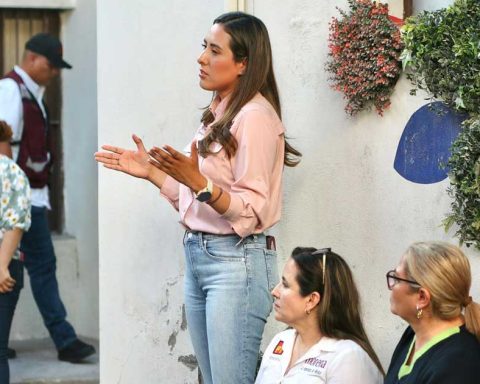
[326,0,403,116]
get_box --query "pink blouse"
[160,93,285,238]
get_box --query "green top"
[398,326,460,379]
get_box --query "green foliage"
[404,0,480,248]
[326,0,403,115]
[444,118,480,249]
[402,0,480,115]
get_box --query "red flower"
[326,0,403,115]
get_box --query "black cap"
[25,33,72,69]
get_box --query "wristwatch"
[195,178,213,202]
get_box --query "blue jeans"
[0,259,23,383]
[183,231,278,384]
[20,206,77,350]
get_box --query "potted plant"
[402,0,480,248]
[444,118,480,250]
[326,0,403,115]
[401,0,480,114]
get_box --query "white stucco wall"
[98,0,479,381]
[414,0,452,13]
[9,0,99,342]
[385,0,403,19]
[61,0,99,339]
[11,236,84,341]
[250,0,480,369]
[0,0,75,8]
[97,1,225,382]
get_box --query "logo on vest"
[273,340,284,355]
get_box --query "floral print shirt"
[0,154,31,260]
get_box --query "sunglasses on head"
[312,248,331,285]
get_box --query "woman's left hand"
[0,267,15,293]
[148,142,206,192]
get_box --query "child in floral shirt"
[0,120,31,383]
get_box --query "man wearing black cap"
[0,33,95,363]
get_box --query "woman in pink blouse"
[96,12,300,384]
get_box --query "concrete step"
[9,338,99,384]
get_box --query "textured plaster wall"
[61,0,99,339]
[249,0,480,369]
[11,237,82,340]
[414,0,452,13]
[0,0,75,8]
[98,0,479,381]
[10,0,99,341]
[97,1,224,382]
[385,0,403,19]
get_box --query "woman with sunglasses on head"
[255,247,384,383]
[385,241,480,384]
[95,12,301,384]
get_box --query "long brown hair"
[198,12,301,166]
[291,247,385,376]
[404,241,480,341]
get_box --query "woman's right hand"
[95,134,152,179]
[0,267,15,293]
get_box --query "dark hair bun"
[0,120,13,142]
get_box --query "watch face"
[196,191,212,202]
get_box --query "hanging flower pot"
[326,0,403,116]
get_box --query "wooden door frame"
[0,8,64,233]
[404,0,413,18]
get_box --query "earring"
[416,305,423,319]
[305,308,311,315]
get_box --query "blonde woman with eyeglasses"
[255,247,384,383]
[385,241,480,384]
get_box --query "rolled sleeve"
[221,108,282,237]
[160,175,180,211]
[1,158,31,232]
[0,78,23,140]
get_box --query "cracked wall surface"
[98,1,225,382]
[99,1,479,382]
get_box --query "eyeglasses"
[386,270,420,290]
[312,248,331,285]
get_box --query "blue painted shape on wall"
[394,102,467,184]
